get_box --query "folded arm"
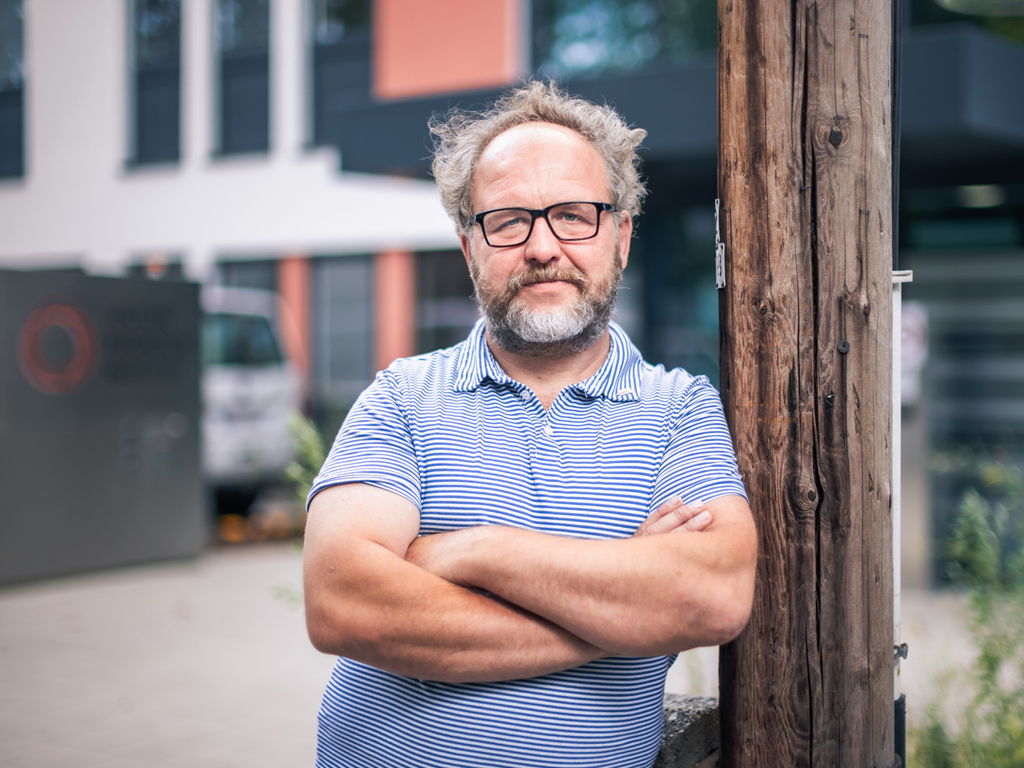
[304,483,608,683]
[406,494,757,657]
[303,483,726,682]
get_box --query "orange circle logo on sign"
[18,303,98,394]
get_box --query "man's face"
[460,122,632,355]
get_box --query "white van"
[201,287,301,513]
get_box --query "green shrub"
[285,412,328,506]
[911,453,1024,767]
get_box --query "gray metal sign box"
[0,269,203,584]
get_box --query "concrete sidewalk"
[0,543,333,768]
[0,543,974,767]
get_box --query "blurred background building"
[1,0,1022,581]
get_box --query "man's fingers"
[632,496,683,536]
[633,498,709,537]
[642,506,711,536]
[680,509,713,532]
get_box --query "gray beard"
[471,259,622,358]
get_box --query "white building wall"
[0,0,458,280]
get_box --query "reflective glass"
[132,0,181,163]
[314,0,371,45]
[203,313,283,366]
[134,0,181,69]
[533,0,716,79]
[217,0,270,56]
[0,0,23,91]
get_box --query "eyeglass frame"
[472,201,617,248]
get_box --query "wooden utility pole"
[716,0,896,762]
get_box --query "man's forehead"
[480,122,592,161]
[471,122,609,206]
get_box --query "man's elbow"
[306,616,339,656]
[679,561,755,648]
[305,599,344,655]
[704,580,754,645]
[304,591,368,657]
[705,521,757,644]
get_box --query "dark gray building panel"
[0,270,203,585]
[900,25,1024,185]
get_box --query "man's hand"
[632,497,712,537]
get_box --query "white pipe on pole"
[892,269,913,698]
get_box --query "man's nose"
[523,216,562,263]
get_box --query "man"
[303,81,757,768]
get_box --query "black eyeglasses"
[473,202,616,248]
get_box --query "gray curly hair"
[430,80,647,234]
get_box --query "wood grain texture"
[716,0,895,763]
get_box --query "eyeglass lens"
[482,203,603,246]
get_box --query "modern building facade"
[1,0,1023,581]
[0,0,464,435]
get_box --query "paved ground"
[0,543,974,767]
[0,543,331,768]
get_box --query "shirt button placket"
[534,405,563,501]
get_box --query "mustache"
[506,264,589,294]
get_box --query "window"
[216,0,270,155]
[908,0,1024,47]
[532,0,717,81]
[0,0,24,178]
[203,313,284,366]
[312,254,374,435]
[415,250,478,355]
[901,245,1024,582]
[217,259,278,292]
[631,205,719,384]
[131,0,181,164]
[310,0,371,147]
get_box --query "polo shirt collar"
[453,320,514,391]
[453,319,643,402]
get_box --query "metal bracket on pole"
[715,199,726,289]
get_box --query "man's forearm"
[304,487,608,683]
[406,495,757,656]
[307,553,607,682]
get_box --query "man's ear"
[617,214,633,271]
[460,232,473,272]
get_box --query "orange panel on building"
[374,0,519,100]
[375,250,416,370]
[278,256,310,376]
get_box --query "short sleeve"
[306,369,422,511]
[649,377,748,511]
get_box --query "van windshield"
[203,313,284,366]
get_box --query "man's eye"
[491,214,527,231]
[553,207,594,226]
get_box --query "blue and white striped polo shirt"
[309,320,747,768]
